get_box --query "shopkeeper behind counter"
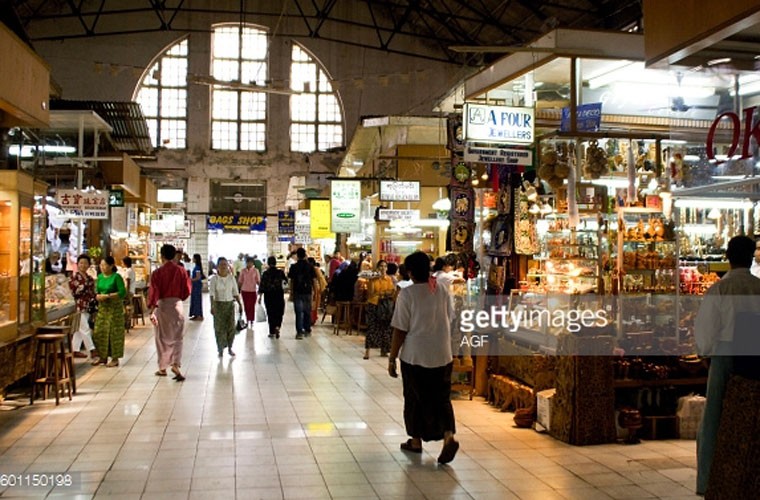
[45,251,66,274]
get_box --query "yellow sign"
[310,199,334,239]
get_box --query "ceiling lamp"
[432,187,451,211]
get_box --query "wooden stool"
[333,301,352,336]
[30,333,73,405]
[36,325,76,395]
[132,294,146,326]
[350,301,367,335]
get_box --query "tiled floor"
[0,296,700,499]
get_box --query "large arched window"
[290,44,344,152]
[211,24,268,151]
[134,38,188,149]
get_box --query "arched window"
[211,24,268,151]
[290,44,344,152]
[134,38,188,149]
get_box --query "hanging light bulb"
[481,167,489,181]
[432,187,451,211]
[707,207,721,220]
[529,203,541,215]
[472,178,480,186]
[540,202,553,215]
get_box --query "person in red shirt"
[148,244,191,381]
[328,251,343,282]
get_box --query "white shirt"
[751,260,760,278]
[694,268,760,355]
[209,273,239,302]
[391,281,454,368]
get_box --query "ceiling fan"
[187,74,300,95]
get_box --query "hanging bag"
[255,301,267,322]
[235,303,247,332]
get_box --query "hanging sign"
[278,210,295,235]
[560,102,602,132]
[206,214,266,233]
[463,104,534,144]
[330,180,362,233]
[310,199,334,239]
[379,180,420,201]
[377,209,420,222]
[464,145,533,166]
[295,209,311,244]
[55,188,109,219]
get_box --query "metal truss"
[12,0,642,65]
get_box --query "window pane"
[161,119,187,149]
[241,28,267,60]
[241,61,267,85]
[167,39,188,56]
[213,59,239,81]
[318,94,340,122]
[318,69,332,92]
[291,94,316,121]
[241,92,266,120]
[146,119,158,148]
[290,123,315,152]
[212,90,238,120]
[240,122,265,151]
[136,87,158,116]
[291,62,316,92]
[213,27,239,58]
[161,57,187,86]
[212,121,238,150]
[318,124,343,150]
[161,89,187,118]
[142,62,160,86]
[292,45,309,62]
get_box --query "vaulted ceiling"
[11,0,643,65]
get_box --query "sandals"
[437,438,459,464]
[171,365,185,382]
[155,370,167,377]
[400,439,422,454]
[106,359,119,367]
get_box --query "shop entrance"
[207,231,268,264]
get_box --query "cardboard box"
[536,388,556,432]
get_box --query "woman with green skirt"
[92,256,127,367]
[209,257,243,357]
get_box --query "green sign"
[109,189,124,207]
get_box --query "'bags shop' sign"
[707,106,760,163]
[207,214,266,232]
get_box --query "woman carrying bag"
[209,257,243,357]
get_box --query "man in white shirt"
[694,235,760,495]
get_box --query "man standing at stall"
[148,244,191,381]
[694,235,760,495]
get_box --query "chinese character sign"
[55,189,109,219]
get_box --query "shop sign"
[310,199,334,239]
[706,106,760,163]
[463,104,534,144]
[330,180,362,233]
[108,189,125,207]
[560,102,602,132]
[55,188,109,219]
[463,145,533,166]
[206,214,266,233]
[377,209,420,222]
[278,210,295,235]
[379,180,420,201]
[295,209,311,244]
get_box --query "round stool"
[333,301,352,336]
[132,294,146,326]
[350,301,367,335]
[30,333,73,405]
[36,325,76,395]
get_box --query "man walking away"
[288,248,315,339]
[148,244,191,381]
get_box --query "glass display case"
[31,199,46,322]
[0,171,43,342]
[44,273,75,321]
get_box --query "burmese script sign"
[379,180,421,202]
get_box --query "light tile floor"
[0,296,700,499]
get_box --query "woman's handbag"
[255,302,267,322]
[235,303,247,332]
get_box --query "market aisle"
[0,294,699,499]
